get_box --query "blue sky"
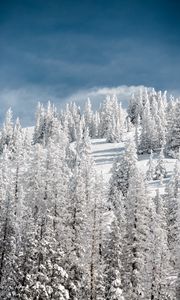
[0,0,180,124]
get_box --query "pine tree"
[108,270,124,300]
[0,108,14,154]
[109,139,137,197]
[95,173,107,300]
[33,102,45,144]
[146,150,155,180]
[104,217,125,300]
[105,166,126,294]
[66,141,93,299]
[166,100,180,156]
[127,90,143,124]
[139,99,158,153]
[150,190,174,300]
[0,147,17,298]
[165,160,180,268]
[165,96,175,153]
[92,111,100,138]
[135,114,140,149]
[124,168,153,300]
[154,147,167,180]
[84,98,94,137]
[99,95,125,141]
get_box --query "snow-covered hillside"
[91,136,177,198]
[91,138,125,181]
[1,89,180,299]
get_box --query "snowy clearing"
[91,137,177,197]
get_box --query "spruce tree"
[154,147,167,180]
[109,139,137,197]
[104,217,124,300]
[125,168,152,300]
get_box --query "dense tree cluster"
[128,87,180,156]
[0,90,180,299]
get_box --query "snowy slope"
[25,126,177,197]
[91,138,125,181]
[91,136,177,197]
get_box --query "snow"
[26,127,178,198]
[91,136,177,197]
[91,138,125,181]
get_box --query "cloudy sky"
[0,0,180,125]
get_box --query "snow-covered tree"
[146,150,155,180]
[99,95,125,142]
[124,168,153,300]
[166,95,176,151]
[150,190,174,300]
[109,139,137,197]
[166,99,180,156]
[138,98,158,153]
[0,92,178,298]
[127,89,143,124]
[104,217,125,300]
[0,147,20,298]
[84,98,94,137]
[165,160,180,269]
[154,147,167,180]
[0,108,14,154]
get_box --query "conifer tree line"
[0,87,180,299]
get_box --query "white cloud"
[1,84,172,126]
[65,85,151,108]
[0,86,60,125]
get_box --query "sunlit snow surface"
[91,138,125,182]
[91,136,177,197]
